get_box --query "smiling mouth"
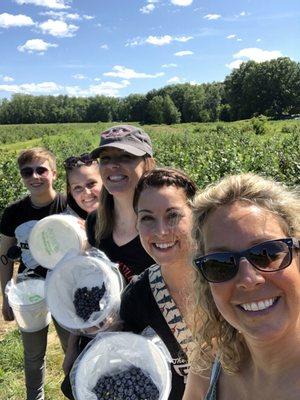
[108,175,127,182]
[153,242,176,250]
[239,297,279,312]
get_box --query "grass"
[0,323,66,400]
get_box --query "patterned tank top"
[204,360,221,400]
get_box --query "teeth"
[240,298,276,312]
[154,242,175,249]
[108,175,125,182]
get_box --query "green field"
[0,119,299,216]
[0,119,299,398]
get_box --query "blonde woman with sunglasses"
[183,173,300,400]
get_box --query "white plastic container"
[28,214,87,270]
[6,278,51,332]
[46,252,124,335]
[72,332,172,400]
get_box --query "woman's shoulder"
[183,369,211,400]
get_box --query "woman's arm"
[0,234,17,321]
[182,369,210,400]
[62,333,81,375]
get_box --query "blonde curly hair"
[190,173,300,375]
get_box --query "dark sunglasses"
[64,153,97,169]
[20,166,49,179]
[194,237,300,283]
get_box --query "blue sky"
[0,0,299,99]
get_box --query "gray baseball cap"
[90,125,153,158]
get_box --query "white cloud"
[103,65,164,79]
[0,13,34,28]
[65,80,130,97]
[226,59,243,69]
[83,15,95,20]
[15,0,70,9]
[161,63,177,68]
[41,11,81,20]
[72,74,86,80]
[203,14,221,20]
[128,34,193,47]
[174,50,193,56]
[226,47,283,69]
[237,38,242,42]
[171,0,193,6]
[100,44,108,50]
[39,19,78,37]
[140,4,155,14]
[167,76,181,83]
[226,34,236,39]
[146,35,172,46]
[257,38,261,42]
[0,81,62,94]
[0,79,129,97]
[125,37,144,47]
[233,47,282,62]
[18,38,58,54]
[175,35,193,42]
[240,11,246,16]
[3,76,14,82]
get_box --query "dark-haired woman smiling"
[120,167,198,400]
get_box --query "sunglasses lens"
[20,166,49,178]
[248,240,290,271]
[198,254,238,283]
[20,167,33,178]
[36,166,49,176]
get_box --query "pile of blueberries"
[93,366,160,400]
[73,284,106,321]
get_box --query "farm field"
[0,119,299,399]
[0,119,299,217]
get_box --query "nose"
[155,218,170,236]
[83,187,92,195]
[107,158,120,168]
[235,257,265,290]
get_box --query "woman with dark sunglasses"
[183,173,300,400]
[63,154,102,219]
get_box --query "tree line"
[0,57,299,125]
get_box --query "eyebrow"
[206,236,280,253]
[138,206,181,214]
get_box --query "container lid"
[29,214,87,269]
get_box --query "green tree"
[163,95,181,124]
[146,95,164,124]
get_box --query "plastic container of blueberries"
[71,332,172,400]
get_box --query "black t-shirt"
[0,193,67,278]
[86,211,154,283]
[120,269,189,400]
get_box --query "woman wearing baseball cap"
[61,125,156,398]
[87,124,155,280]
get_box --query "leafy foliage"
[0,120,299,217]
[1,57,299,125]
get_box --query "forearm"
[0,259,13,297]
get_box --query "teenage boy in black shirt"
[0,147,68,400]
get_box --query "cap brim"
[90,143,146,159]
